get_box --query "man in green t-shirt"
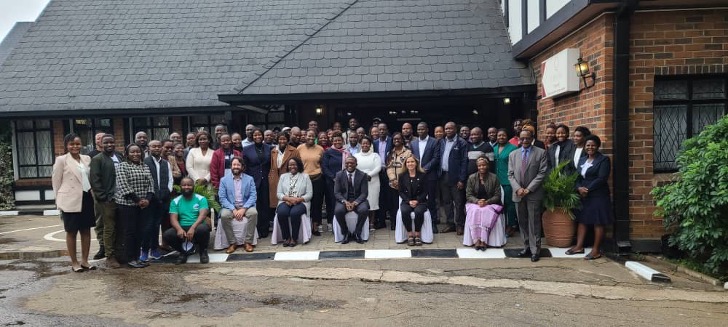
[163,177,211,264]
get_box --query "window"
[15,120,53,178]
[189,115,226,135]
[72,118,114,155]
[249,109,285,131]
[653,76,726,172]
[132,117,170,141]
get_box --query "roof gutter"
[612,0,638,254]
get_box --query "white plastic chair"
[271,213,312,245]
[333,211,370,242]
[213,217,259,250]
[462,186,506,247]
[395,198,434,244]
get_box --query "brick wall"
[52,120,66,157]
[627,9,728,239]
[532,9,728,241]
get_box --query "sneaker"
[317,225,324,234]
[139,250,149,263]
[127,260,146,268]
[199,249,209,264]
[149,248,162,260]
[93,246,106,260]
[175,254,188,265]
[327,223,333,233]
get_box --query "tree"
[652,114,728,273]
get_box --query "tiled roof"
[0,0,533,114]
[0,22,33,66]
[239,0,533,94]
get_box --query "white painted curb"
[625,261,671,283]
[43,210,61,216]
[0,211,19,216]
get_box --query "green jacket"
[89,152,121,202]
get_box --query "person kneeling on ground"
[219,156,258,253]
[334,157,370,244]
[163,177,211,264]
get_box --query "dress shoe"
[199,249,210,263]
[175,254,187,265]
[440,225,456,233]
[93,246,106,260]
[341,233,350,244]
[517,249,532,258]
[456,226,464,236]
[355,233,365,244]
[432,227,439,234]
[106,256,121,269]
[531,254,540,262]
[244,243,254,252]
[225,244,238,254]
[288,240,297,248]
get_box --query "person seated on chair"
[464,156,502,251]
[276,157,313,247]
[219,156,258,253]
[163,177,211,264]
[333,156,369,244]
[398,156,428,246]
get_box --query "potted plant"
[542,160,581,247]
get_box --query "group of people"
[52,116,612,270]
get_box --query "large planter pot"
[542,207,575,248]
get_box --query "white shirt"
[418,136,429,162]
[78,162,92,192]
[441,137,456,172]
[554,144,561,166]
[574,147,584,169]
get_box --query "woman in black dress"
[52,133,95,272]
[566,135,612,260]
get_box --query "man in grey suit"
[508,130,548,262]
[334,157,370,244]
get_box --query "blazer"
[210,148,242,189]
[52,153,92,213]
[373,136,393,165]
[397,171,428,203]
[547,139,578,176]
[89,152,121,203]
[576,153,611,198]
[243,144,271,189]
[438,136,469,186]
[276,172,314,216]
[269,145,300,207]
[333,169,368,205]
[218,173,257,211]
[507,146,548,203]
[322,147,349,180]
[410,136,440,180]
[465,172,501,205]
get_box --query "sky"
[0,0,50,43]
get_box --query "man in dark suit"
[243,130,272,238]
[410,122,440,233]
[373,122,393,229]
[333,157,370,244]
[142,140,173,262]
[437,122,469,235]
[508,130,548,262]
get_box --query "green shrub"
[652,114,728,274]
[542,160,580,218]
[0,141,15,210]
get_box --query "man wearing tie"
[508,130,548,262]
[333,157,370,244]
[410,122,440,233]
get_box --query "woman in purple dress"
[566,135,612,260]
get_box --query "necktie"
[349,173,354,186]
[521,149,529,183]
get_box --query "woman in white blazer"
[276,157,313,247]
[52,133,95,272]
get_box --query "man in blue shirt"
[163,177,211,264]
[219,157,258,253]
